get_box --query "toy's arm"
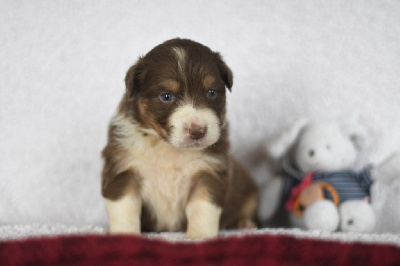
[259,176,284,221]
[371,152,400,185]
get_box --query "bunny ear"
[339,116,371,151]
[267,119,309,159]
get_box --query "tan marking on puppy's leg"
[185,186,222,239]
[241,192,258,221]
[106,194,141,234]
[236,192,258,229]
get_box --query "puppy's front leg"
[185,175,227,239]
[106,194,141,234]
[102,171,142,235]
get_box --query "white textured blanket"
[1,225,399,248]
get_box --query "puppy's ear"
[125,58,144,99]
[214,52,233,91]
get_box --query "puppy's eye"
[207,89,217,99]
[159,93,175,102]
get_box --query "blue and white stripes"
[312,166,373,202]
[281,156,374,204]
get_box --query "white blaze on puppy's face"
[169,103,221,149]
[171,47,187,86]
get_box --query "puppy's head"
[124,38,233,150]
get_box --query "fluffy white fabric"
[304,200,340,232]
[1,0,400,236]
[1,224,399,247]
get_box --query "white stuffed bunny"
[261,117,400,233]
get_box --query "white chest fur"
[112,115,222,231]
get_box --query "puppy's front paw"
[109,223,141,235]
[106,196,141,235]
[185,200,221,239]
[186,226,218,239]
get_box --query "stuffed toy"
[261,117,400,233]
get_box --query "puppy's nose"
[189,125,207,140]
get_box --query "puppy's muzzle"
[169,105,220,149]
[188,124,207,140]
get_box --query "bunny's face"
[295,122,358,173]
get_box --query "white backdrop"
[1,0,399,232]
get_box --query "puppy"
[101,38,258,239]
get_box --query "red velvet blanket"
[1,233,399,265]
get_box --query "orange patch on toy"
[298,184,325,207]
[294,182,339,217]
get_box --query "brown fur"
[102,38,258,234]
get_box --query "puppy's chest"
[124,135,219,231]
[139,158,192,231]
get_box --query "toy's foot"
[304,199,339,232]
[339,200,375,233]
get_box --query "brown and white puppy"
[101,38,258,239]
